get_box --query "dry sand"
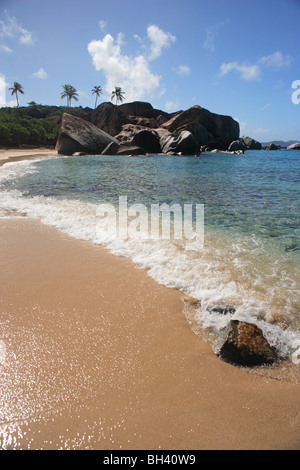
[0,150,299,450]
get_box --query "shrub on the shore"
[0,105,87,147]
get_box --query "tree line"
[8,82,126,108]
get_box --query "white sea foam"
[1,158,300,365]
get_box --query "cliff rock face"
[56,113,119,155]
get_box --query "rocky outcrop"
[118,101,171,122]
[56,113,119,155]
[287,142,300,150]
[161,105,239,149]
[242,136,262,150]
[110,104,239,155]
[159,130,199,155]
[265,143,280,150]
[55,101,241,156]
[101,141,120,155]
[228,139,248,151]
[131,129,161,153]
[219,320,278,367]
[90,102,126,136]
[116,145,146,156]
[118,101,154,117]
[200,141,228,152]
[115,124,149,146]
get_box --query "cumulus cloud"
[147,24,176,61]
[220,50,292,83]
[0,73,15,107]
[88,25,176,102]
[259,51,291,68]
[0,73,8,106]
[220,61,261,81]
[32,67,47,79]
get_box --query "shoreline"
[0,148,58,166]
[0,150,299,450]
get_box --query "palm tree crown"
[60,84,79,108]
[91,85,103,108]
[9,82,24,107]
[111,86,125,105]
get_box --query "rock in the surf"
[242,136,262,150]
[287,142,300,150]
[219,320,278,367]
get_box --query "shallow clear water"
[0,150,299,378]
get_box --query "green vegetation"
[0,105,86,148]
[0,80,125,147]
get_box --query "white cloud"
[133,34,143,44]
[0,15,34,46]
[147,24,176,61]
[220,61,261,81]
[0,73,15,107]
[88,25,176,102]
[203,19,230,53]
[0,73,8,106]
[32,67,47,79]
[220,49,292,83]
[99,20,107,32]
[0,44,12,53]
[259,51,291,68]
[261,103,271,111]
[174,65,190,76]
[165,100,179,112]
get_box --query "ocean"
[0,150,299,381]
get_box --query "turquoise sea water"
[1,150,299,379]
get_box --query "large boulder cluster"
[57,101,296,157]
[56,101,241,156]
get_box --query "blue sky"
[0,0,299,142]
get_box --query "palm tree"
[9,82,24,107]
[60,84,71,107]
[68,85,79,107]
[111,86,125,105]
[91,85,103,108]
[60,84,79,108]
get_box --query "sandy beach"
[0,150,299,450]
[0,148,58,167]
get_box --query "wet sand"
[0,150,299,450]
[0,216,299,450]
[0,148,58,167]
